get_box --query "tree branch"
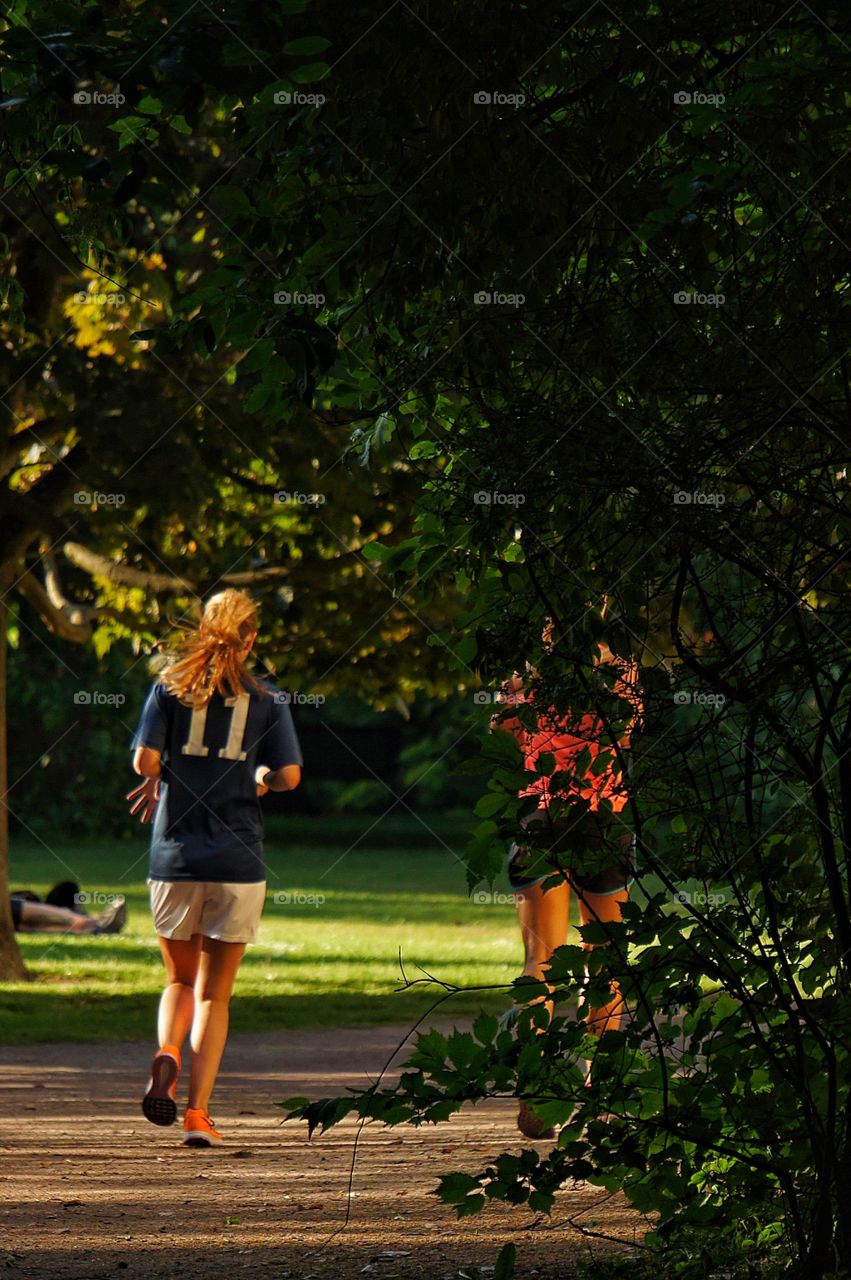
[42,549,96,626]
[0,418,66,482]
[16,561,142,641]
[15,570,92,643]
[62,541,291,591]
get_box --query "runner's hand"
[127,777,160,824]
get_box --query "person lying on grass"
[9,880,126,934]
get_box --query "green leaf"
[410,1028,449,1071]
[474,791,508,818]
[437,1171,480,1204]
[416,545,447,579]
[473,1010,498,1044]
[528,1190,555,1214]
[244,380,272,413]
[294,1096,352,1138]
[362,541,389,561]
[410,440,441,460]
[239,339,275,375]
[494,1243,516,1279]
[215,184,253,215]
[455,634,477,664]
[446,1030,478,1070]
[289,61,330,84]
[170,114,192,135]
[107,116,157,150]
[373,412,394,447]
[284,36,332,55]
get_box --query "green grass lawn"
[1,813,546,1044]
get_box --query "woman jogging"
[128,588,302,1147]
[494,617,640,1139]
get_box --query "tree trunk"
[0,595,28,979]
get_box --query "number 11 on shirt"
[180,693,251,761]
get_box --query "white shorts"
[149,880,266,944]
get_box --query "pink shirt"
[503,660,638,813]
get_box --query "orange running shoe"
[183,1108,223,1147]
[141,1044,181,1126]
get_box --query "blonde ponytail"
[159,588,267,705]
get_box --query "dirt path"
[0,1024,640,1278]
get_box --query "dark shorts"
[9,895,25,930]
[9,882,81,931]
[506,806,635,894]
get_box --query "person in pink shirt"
[493,618,640,1138]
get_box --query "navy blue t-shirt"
[131,678,302,883]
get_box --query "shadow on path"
[0,1024,639,1279]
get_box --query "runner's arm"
[132,746,162,777]
[128,748,161,823]
[490,672,526,741]
[596,642,644,742]
[255,764,301,792]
